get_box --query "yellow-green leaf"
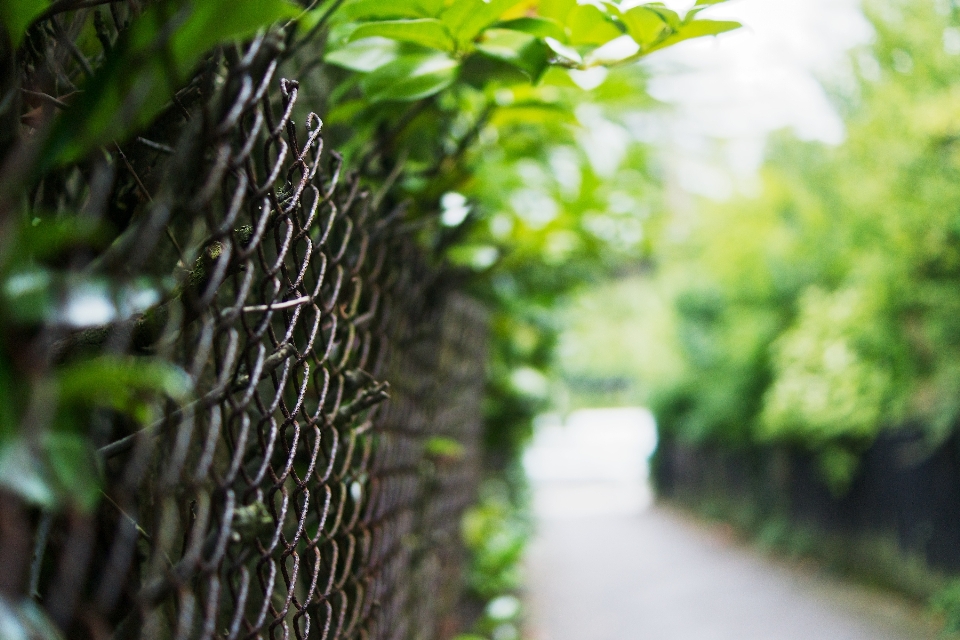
[642,5,682,31]
[494,17,568,43]
[339,0,439,21]
[349,18,455,52]
[476,29,551,81]
[621,6,667,47]
[566,4,621,47]
[441,0,525,47]
[647,18,740,53]
[537,0,576,23]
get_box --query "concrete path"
[526,509,939,640]
[523,409,940,640]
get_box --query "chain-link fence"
[0,6,486,639]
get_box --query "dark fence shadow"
[655,430,960,572]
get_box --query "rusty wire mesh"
[0,7,486,640]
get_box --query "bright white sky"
[638,0,874,198]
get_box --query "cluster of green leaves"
[0,215,197,511]
[933,579,960,634]
[455,477,527,640]
[6,0,301,167]
[324,0,738,102]
[0,0,304,513]
[625,0,960,492]
[313,0,739,467]
[460,479,529,600]
[1,0,741,513]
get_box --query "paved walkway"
[526,509,939,640]
[523,409,940,640]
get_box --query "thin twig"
[20,89,71,110]
[99,491,150,540]
[286,0,347,58]
[50,16,94,78]
[113,143,152,202]
[359,100,430,175]
[114,142,185,260]
[372,149,408,211]
[172,93,192,121]
[29,511,53,599]
[136,137,175,154]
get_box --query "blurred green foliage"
[315,0,739,470]
[457,478,529,640]
[934,579,960,634]
[557,274,682,408]
[461,480,529,599]
[0,0,740,571]
[584,0,960,493]
[0,1,743,637]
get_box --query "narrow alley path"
[526,509,938,640]
[523,409,940,640]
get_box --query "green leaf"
[425,436,466,460]
[621,6,667,46]
[349,18,455,52]
[0,355,17,442]
[162,0,300,79]
[440,0,525,47]
[647,18,740,52]
[10,215,109,263]
[0,0,50,48]
[0,434,101,512]
[545,37,582,65]
[171,0,300,65]
[681,6,708,24]
[44,433,100,512]
[58,356,193,421]
[566,4,621,46]
[583,34,640,66]
[43,0,300,167]
[0,438,54,509]
[493,17,568,43]
[326,36,402,72]
[325,98,368,125]
[339,0,440,21]
[448,244,499,270]
[490,101,575,127]
[360,52,459,102]
[0,599,65,640]
[476,29,551,81]
[695,0,730,5]
[679,18,741,38]
[537,0,576,23]
[642,5,682,31]
[2,267,53,324]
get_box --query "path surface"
[523,409,940,640]
[526,509,939,640]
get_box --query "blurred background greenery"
[551,0,960,631]
[556,0,960,488]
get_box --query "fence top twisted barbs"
[0,9,485,640]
